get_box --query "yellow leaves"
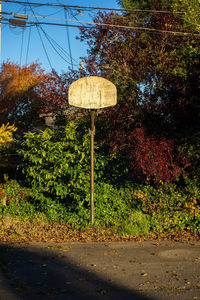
[0,123,17,144]
[184,199,199,216]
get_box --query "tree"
[39,69,80,114]
[0,62,45,131]
[78,0,200,183]
[171,0,200,33]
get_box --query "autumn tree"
[0,62,46,131]
[78,0,200,183]
[39,69,80,114]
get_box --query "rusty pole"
[90,109,95,224]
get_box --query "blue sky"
[2,0,120,74]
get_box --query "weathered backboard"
[68,76,117,109]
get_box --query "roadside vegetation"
[0,0,199,241]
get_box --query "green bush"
[131,179,200,233]
[61,182,151,235]
[18,119,99,206]
[17,118,129,208]
[0,178,199,235]
[118,210,151,236]
[86,182,129,226]
[0,180,37,220]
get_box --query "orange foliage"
[1,62,45,96]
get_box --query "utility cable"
[3,16,200,37]
[28,0,79,66]
[3,11,200,37]
[39,26,73,65]
[19,24,24,65]
[4,17,90,29]
[55,0,74,69]
[35,23,53,69]
[32,8,64,18]
[29,18,200,38]
[63,8,73,69]
[26,0,53,69]
[25,25,31,64]
[5,0,185,15]
[40,28,78,65]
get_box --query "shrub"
[18,119,97,206]
[131,180,200,233]
[118,210,151,236]
[0,180,37,220]
[83,182,151,236]
[17,118,129,207]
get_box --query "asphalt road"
[0,241,200,300]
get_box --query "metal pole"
[90,109,95,224]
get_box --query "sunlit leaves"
[0,123,17,144]
[1,62,45,96]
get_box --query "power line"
[28,0,79,66]
[25,25,31,64]
[3,17,90,29]
[40,29,78,65]
[35,23,53,69]
[2,8,200,38]
[39,26,74,65]
[24,20,200,38]
[26,0,55,69]
[26,1,79,69]
[3,17,200,38]
[19,24,24,64]
[56,0,74,69]
[63,9,73,69]
[4,0,185,15]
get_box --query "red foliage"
[39,69,80,114]
[109,124,190,184]
[106,103,190,185]
[127,126,190,184]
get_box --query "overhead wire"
[39,26,74,65]
[19,23,24,65]
[26,19,200,38]
[39,29,78,65]
[20,7,27,65]
[55,0,74,69]
[3,16,200,38]
[4,0,185,15]
[3,10,200,38]
[25,25,31,64]
[31,7,64,18]
[63,10,74,69]
[35,23,53,69]
[2,8,200,38]
[25,0,79,69]
[2,0,200,70]
[26,0,54,70]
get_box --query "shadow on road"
[0,243,155,300]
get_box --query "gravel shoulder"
[0,240,200,300]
